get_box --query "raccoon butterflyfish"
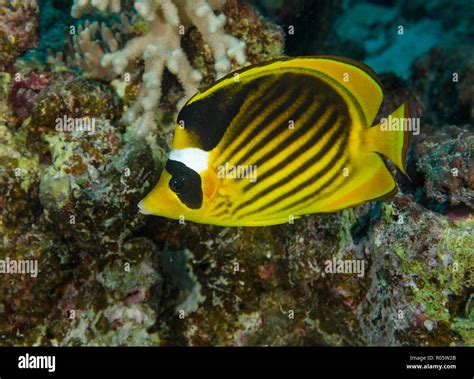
[138,56,413,227]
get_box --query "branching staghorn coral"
[71,0,248,138]
[48,15,130,82]
[74,17,130,81]
[71,0,123,18]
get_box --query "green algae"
[395,219,473,323]
[452,293,474,346]
[338,209,357,248]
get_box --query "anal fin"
[309,153,397,213]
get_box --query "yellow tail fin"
[365,99,414,175]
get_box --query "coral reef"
[71,0,123,18]
[0,214,163,345]
[0,121,41,228]
[0,0,472,348]
[34,0,74,62]
[29,76,120,143]
[60,237,162,346]
[358,198,472,346]
[39,119,160,254]
[149,196,472,346]
[70,0,248,137]
[412,126,474,211]
[182,0,284,87]
[54,17,131,81]
[222,0,283,65]
[411,46,473,126]
[0,0,39,71]
[7,70,51,122]
[249,0,342,57]
[0,71,12,121]
[0,77,41,228]
[0,219,73,344]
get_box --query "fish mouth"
[137,200,153,215]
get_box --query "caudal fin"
[365,99,415,175]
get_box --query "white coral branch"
[71,0,248,138]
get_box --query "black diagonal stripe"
[237,122,349,219]
[218,75,281,153]
[220,76,301,166]
[236,88,316,168]
[212,208,230,218]
[232,110,344,217]
[178,74,281,151]
[276,158,350,215]
[242,99,331,191]
[212,200,229,212]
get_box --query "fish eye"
[169,176,190,193]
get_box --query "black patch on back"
[166,159,203,209]
[177,76,272,151]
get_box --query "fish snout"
[137,199,153,215]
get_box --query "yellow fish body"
[139,56,412,226]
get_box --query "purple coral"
[7,71,51,122]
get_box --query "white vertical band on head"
[168,148,210,173]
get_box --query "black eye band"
[165,160,203,209]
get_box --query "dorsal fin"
[192,56,384,127]
[174,55,384,151]
[277,56,384,126]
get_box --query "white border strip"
[169,148,210,173]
